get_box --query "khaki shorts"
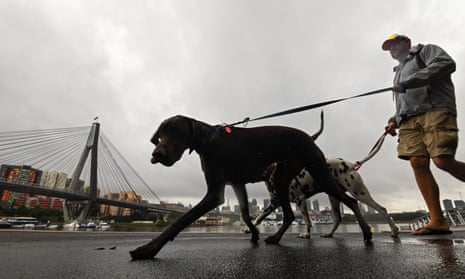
[397,110,459,160]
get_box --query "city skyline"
[165,189,465,214]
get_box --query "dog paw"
[251,233,260,243]
[391,228,400,238]
[364,232,373,242]
[264,235,281,244]
[320,233,334,238]
[298,233,310,239]
[243,228,251,234]
[130,246,157,260]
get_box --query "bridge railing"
[0,177,166,208]
[0,177,179,215]
[409,207,465,231]
[0,177,88,195]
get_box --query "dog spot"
[340,162,349,173]
[360,191,366,195]
[344,179,351,188]
[350,174,355,180]
[353,191,359,196]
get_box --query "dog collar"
[212,125,233,137]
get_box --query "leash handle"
[384,125,397,136]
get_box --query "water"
[5,221,404,234]
[111,222,401,234]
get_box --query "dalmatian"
[253,159,399,238]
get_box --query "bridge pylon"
[63,122,100,222]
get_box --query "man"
[383,34,465,235]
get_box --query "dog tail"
[311,110,324,141]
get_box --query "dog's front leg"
[296,197,312,239]
[244,202,277,234]
[264,180,294,244]
[232,184,259,242]
[321,195,342,238]
[130,187,225,259]
[337,195,372,242]
[252,202,277,227]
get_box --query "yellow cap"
[382,34,410,50]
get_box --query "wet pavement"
[1,229,465,278]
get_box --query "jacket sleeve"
[402,44,456,89]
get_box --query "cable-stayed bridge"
[0,122,172,222]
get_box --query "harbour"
[0,218,407,234]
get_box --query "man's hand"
[392,83,407,93]
[385,121,398,136]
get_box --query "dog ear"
[151,130,160,145]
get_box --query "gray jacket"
[390,43,457,126]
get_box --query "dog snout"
[151,149,165,164]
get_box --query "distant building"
[160,201,186,211]
[312,200,320,213]
[251,198,258,207]
[249,198,259,215]
[234,204,240,215]
[443,199,454,210]
[194,215,223,225]
[0,164,66,210]
[1,164,42,185]
[100,191,142,216]
[454,200,465,209]
[263,198,271,209]
[306,199,312,212]
[221,205,232,214]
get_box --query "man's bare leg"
[410,156,450,233]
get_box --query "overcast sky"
[1,0,465,213]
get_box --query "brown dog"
[130,115,372,259]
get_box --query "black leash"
[228,87,393,126]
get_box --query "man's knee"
[432,155,454,171]
[409,156,430,170]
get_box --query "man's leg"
[432,155,465,181]
[410,156,450,231]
